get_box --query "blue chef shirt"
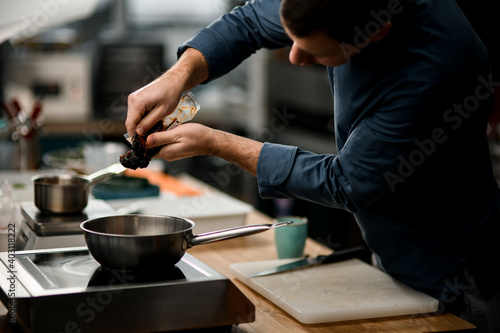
[178,0,500,302]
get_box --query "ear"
[369,21,392,42]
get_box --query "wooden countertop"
[0,210,476,332]
[188,210,477,333]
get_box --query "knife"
[249,246,366,278]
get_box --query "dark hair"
[281,0,391,45]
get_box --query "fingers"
[125,93,143,137]
[146,123,209,161]
[125,79,183,138]
[147,130,184,161]
[146,124,183,149]
[136,104,166,136]
[145,130,161,148]
[126,87,156,137]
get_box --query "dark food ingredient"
[120,121,163,169]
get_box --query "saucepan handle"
[189,221,292,247]
[87,163,127,186]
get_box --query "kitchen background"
[4,0,498,253]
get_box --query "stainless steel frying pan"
[80,214,291,271]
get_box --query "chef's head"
[281,0,396,67]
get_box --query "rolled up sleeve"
[257,143,298,198]
[257,119,408,213]
[177,0,291,82]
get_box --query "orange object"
[124,169,201,196]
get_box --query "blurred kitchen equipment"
[0,0,98,43]
[42,147,86,174]
[42,140,126,174]
[91,176,160,200]
[1,99,43,170]
[6,52,92,123]
[33,163,125,214]
[0,247,255,333]
[0,179,19,231]
[81,215,291,270]
[84,142,127,174]
[94,41,164,120]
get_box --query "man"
[125,0,500,330]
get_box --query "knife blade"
[249,246,365,278]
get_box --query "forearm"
[165,47,209,91]
[147,123,263,176]
[210,130,263,176]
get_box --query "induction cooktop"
[0,247,255,333]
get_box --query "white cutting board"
[230,258,439,324]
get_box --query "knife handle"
[319,246,366,264]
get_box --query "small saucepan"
[33,163,126,214]
[80,214,291,271]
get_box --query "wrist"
[208,129,263,176]
[171,48,209,90]
[207,129,225,157]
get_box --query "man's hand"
[126,75,184,138]
[147,123,264,176]
[125,48,209,139]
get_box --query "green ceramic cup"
[274,216,309,259]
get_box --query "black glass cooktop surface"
[2,247,222,297]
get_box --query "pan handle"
[189,221,292,247]
[87,163,126,186]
